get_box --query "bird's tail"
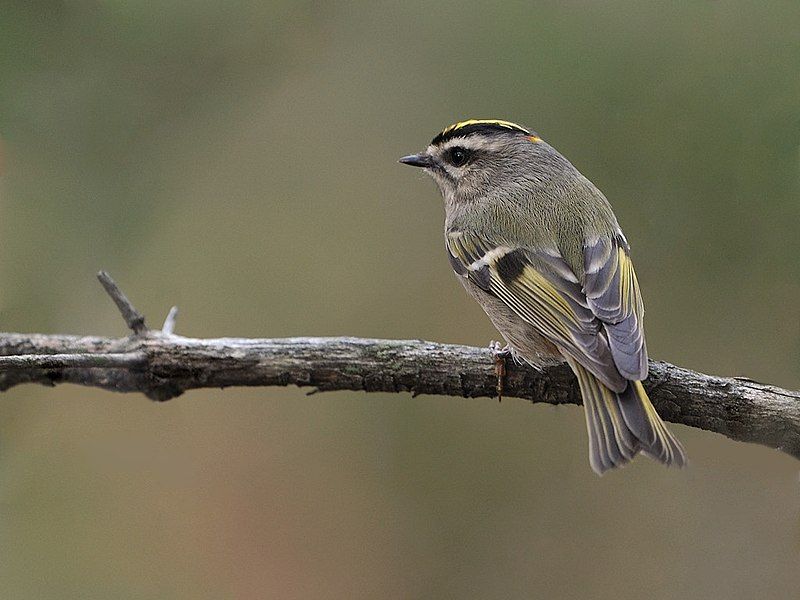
[565,358,687,475]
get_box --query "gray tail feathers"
[566,358,687,475]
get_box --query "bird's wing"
[446,230,647,390]
[582,234,647,380]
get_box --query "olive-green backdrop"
[1,1,798,598]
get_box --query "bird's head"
[400,119,546,203]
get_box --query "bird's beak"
[399,153,434,168]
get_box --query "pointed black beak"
[399,153,434,168]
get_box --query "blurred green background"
[1,1,799,598]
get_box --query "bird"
[399,119,686,474]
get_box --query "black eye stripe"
[445,146,471,167]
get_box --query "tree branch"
[0,274,797,460]
[97,270,148,334]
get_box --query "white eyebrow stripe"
[430,136,511,154]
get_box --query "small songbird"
[400,119,686,474]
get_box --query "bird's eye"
[446,147,470,167]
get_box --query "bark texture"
[0,273,797,460]
[0,333,798,459]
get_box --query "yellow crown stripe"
[441,119,530,136]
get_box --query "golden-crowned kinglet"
[401,119,686,474]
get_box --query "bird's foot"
[489,341,512,402]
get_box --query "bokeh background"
[1,1,799,598]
